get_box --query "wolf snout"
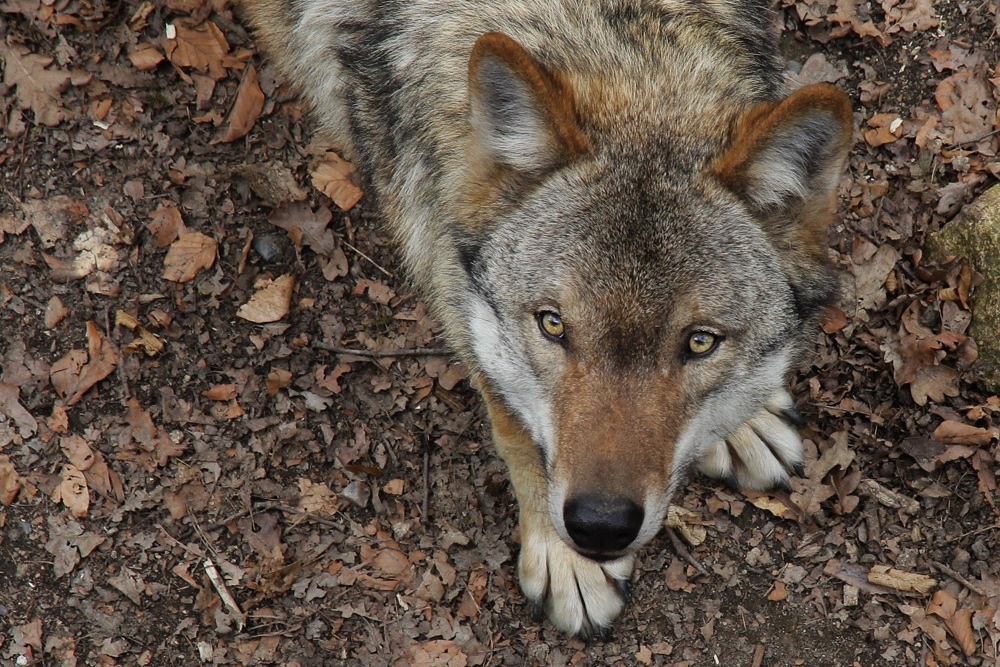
[563,494,644,556]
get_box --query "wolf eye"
[537,311,565,341]
[687,331,719,357]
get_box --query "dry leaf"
[310,152,364,211]
[269,203,336,255]
[383,479,405,495]
[148,203,185,248]
[297,478,341,517]
[220,64,265,142]
[0,456,23,506]
[204,384,237,401]
[266,368,293,395]
[0,382,38,438]
[665,557,695,592]
[767,580,788,602]
[44,296,69,328]
[868,564,937,595]
[927,590,977,657]
[664,504,707,546]
[54,465,90,518]
[128,43,165,71]
[237,274,295,323]
[404,640,468,667]
[60,434,96,471]
[0,42,71,126]
[50,322,119,406]
[166,20,229,79]
[162,231,217,282]
[932,420,995,446]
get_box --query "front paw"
[518,524,634,637]
[697,390,804,491]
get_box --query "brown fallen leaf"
[50,322,119,406]
[162,231,217,282]
[128,43,165,71]
[53,464,90,518]
[219,64,265,142]
[148,203,185,248]
[909,364,961,406]
[404,640,468,667]
[44,296,69,328]
[664,557,695,592]
[932,420,996,446]
[237,274,295,323]
[117,398,186,471]
[767,580,788,602]
[266,368,293,395]
[60,434,96,471]
[115,310,165,357]
[0,42,72,127]
[310,152,364,211]
[868,564,937,595]
[166,19,230,80]
[927,589,977,657]
[203,384,237,401]
[0,455,23,506]
[0,382,38,438]
[23,196,89,248]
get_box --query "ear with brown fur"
[468,32,588,176]
[715,84,854,317]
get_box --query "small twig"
[313,340,449,358]
[342,240,393,278]
[204,558,247,631]
[422,446,431,522]
[751,643,766,667]
[664,526,708,577]
[944,128,1000,151]
[929,559,985,597]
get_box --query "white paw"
[519,525,634,637]
[697,390,804,491]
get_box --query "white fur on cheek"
[468,298,556,454]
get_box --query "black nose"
[563,495,644,555]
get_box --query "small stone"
[253,233,284,262]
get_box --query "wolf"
[239,0,853,637]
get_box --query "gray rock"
[927,184,1000,391]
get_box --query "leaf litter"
[0,0,999,666]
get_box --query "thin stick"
[929,560,985,597]
[342,240,394,278]
[751,643,766,667]
[665,526,708,577]
[422,448,430,522]
[314,341,449,358]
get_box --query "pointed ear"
[468,32,588,175]
[715,85,853,319]
[714,84,853,215]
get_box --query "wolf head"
[452,33,852,561]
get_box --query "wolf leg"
[484,394,632,637]
[697,389,805,491]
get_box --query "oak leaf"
[50,322,118,406]
[0,42,71,126]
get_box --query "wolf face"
[240,0,853,636]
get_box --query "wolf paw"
[519,527,634,637]
[697,390,804,491]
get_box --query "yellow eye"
[688,332,717,356]
[538,311,565,340]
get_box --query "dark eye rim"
[684,330,724,360]
[536,310,567,344]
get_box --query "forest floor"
[1,0,999,665]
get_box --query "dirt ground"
[1,1,999,666]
